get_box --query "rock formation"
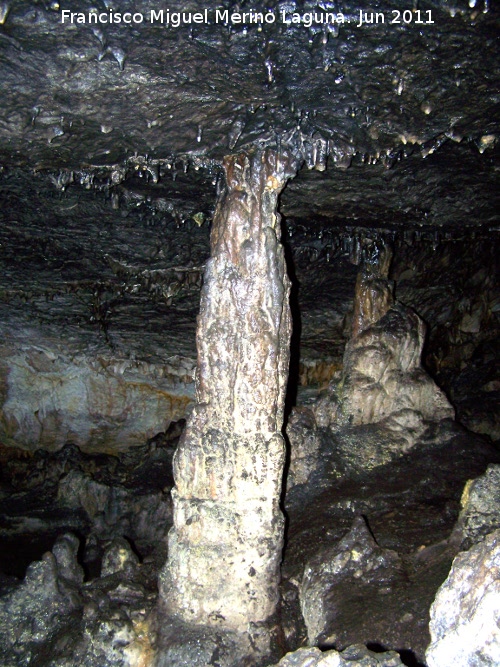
[426,528,500,667]
[451,463,500,550]
[271,644,405,667]
[300,516,405,648]
[351,240,394,339]
[314,239,454,464]
[159,149,297,632]
[0,532,156,667]
[0,330,194,453]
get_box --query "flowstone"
[159,149,297,638]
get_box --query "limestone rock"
[160,149,298,633]
[314,238,454,450]
[52,532,85,585]
[426,529,500,667]
[0,548,82,666]
[101,537,139,577]
[272,644,404,666]
[452,464,500,550]
[0,337,193,453]
[351,240,394,338]
[286,407,322,489]
[300,516,405,646]
[0,528,157,667]
[154,618,283,667]
[315,304,454,430]
[58,469,172,552]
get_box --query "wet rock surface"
[300,516,406,647]
[286,407,322,489]
[0,424,182,580]
[0,332,193,453]
[0,1,498,190]
[314,302,454,433]
[308,243,456,475]
[283,419,499,665]
[314,239,454,433]
[0,530,158,667]
[161,149,296,643]
[451,463,500,550]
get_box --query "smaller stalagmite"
[159,149,297,631]
[314,238,454,460]
[351,240,394,338]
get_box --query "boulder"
[451,464,500,550]
[272,644,404,666]
[426,529,500,667]
[300,516,405,647]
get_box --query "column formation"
[160,149,297,630]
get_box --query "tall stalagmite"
[160,149,297,630]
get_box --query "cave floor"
[0,416,498,666]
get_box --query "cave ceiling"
[0,0,498,365]
[0,0,498,231]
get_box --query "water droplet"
[265,58,274,83]
[111,47,126,71]
[420,101,432,115]
[0,3,10,24]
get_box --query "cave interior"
[0,1,499,666]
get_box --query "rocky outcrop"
[0,532,157,667]
[0,535,82,666]
[300,516,406,647]
[58,469,173,554]
[0,333,194,453]
[451,464,500,550]
[159,149,297,637]
[271,644,405,666]
[426,528,500,667]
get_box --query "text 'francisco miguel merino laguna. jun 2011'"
[60,8,435,29]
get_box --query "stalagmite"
[351,239,394,338]
[313,237,454,458]
[159,149,297,631]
